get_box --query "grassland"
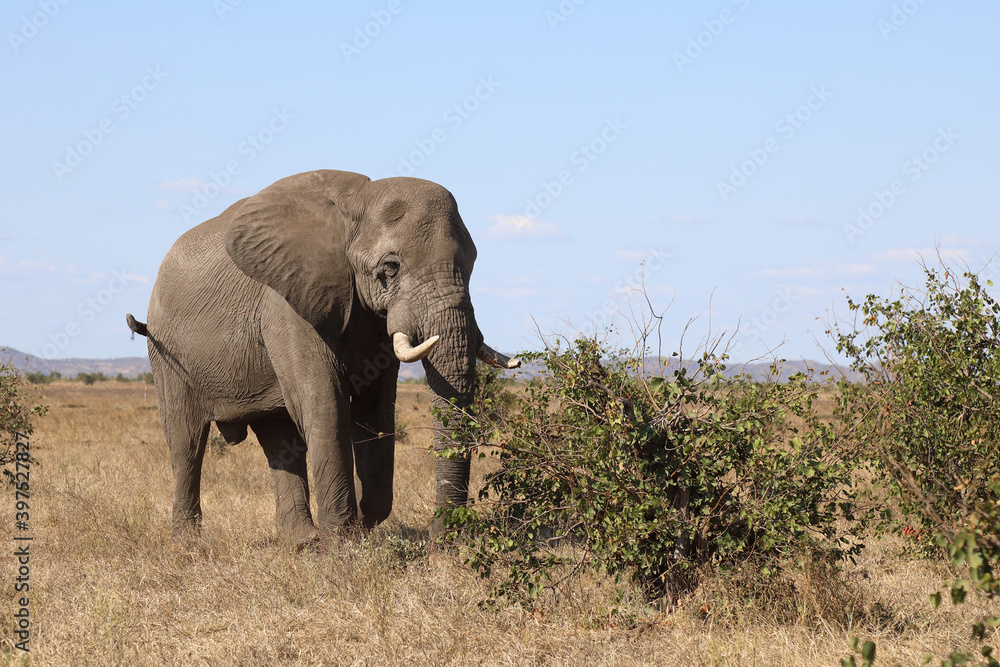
[1,381,997,665]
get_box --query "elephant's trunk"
[419,305,479,516]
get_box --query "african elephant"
[126,169,518,544]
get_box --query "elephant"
[126,169,518,544]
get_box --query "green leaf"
[861,640,876,662]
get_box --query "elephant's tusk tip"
[477,342,520,370]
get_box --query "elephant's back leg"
[250,418,319,547]
[151,355,211,534]
[352,367,398,530]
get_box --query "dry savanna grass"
[1,381,998,665]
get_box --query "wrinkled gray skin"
[131,170,499,544]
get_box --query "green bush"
[835,264,1000,534]
[25,371,60,384]
[835,262,1000,666]
[437,337,858,603]
[76,372,107,385]
[0,355,47,482]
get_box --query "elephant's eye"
[382,260,399,278]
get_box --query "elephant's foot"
[360,512,388,532]
[171,526,202,543]
[280,521,320,551]
[428,516,445,542]
[309,518,371,547]
[171,510,203,539]
[429,514,457,543]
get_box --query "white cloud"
[666,214,715,225]
[615,250,657,264]
[615,250,648,262]
[477,285,569,299]
[940,234,990,247]
[869,247,971,264]
[121,271,150,284]
[751,262,878,279]
[152,200,176,211]
[615,247,671,263]
[781,285,822,297]
[9,259,63,275]
[484,215,565,240]
[0,258,148,284]
[586,273,607,284]
[494,288,543,299]
[773,216,834,229]
[158,178,206,193]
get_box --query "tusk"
[393,332,440,363]
[477,342,521,370]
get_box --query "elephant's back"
[146,205,277,412]
[149,205,261,331]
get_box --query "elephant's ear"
[224,170,370,334]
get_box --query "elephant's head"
[223,169,517,516]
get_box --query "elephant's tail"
[126,313,148,339]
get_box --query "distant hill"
[643,357,860,383]
[1,347,858,383]
[1,346,424,381]
[511,356,860,383]
[1,348,152,378]
[397,362,427,381]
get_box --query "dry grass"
[0,381,997,665]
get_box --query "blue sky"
[2,1,998,363]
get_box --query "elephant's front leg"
[306,400,360,532]
[280,371,358,533]
[262,301,360,534]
